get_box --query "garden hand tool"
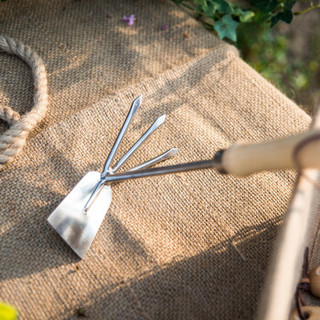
[48,96,320,259]
[47,96,178,258]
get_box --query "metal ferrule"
[212,149,227,174]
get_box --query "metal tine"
[127,148,178,172]
[111,115,166,173]
[83,96,142,213]
[84,115,167,213]
[101,95,142,178]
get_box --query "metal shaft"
[103,158,220,184]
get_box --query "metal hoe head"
[47,96,178,259]
[47,172,112,259]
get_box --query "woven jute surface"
[0,0,312,319]
[0,0,219,135]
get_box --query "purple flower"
[161,24,168,30]
[122,14,136,26]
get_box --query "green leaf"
[250,0,278,13]
[270,14,281,27]
[214,14,239,42]
[193,0,207,11]
[194,0,231,15]
[239,10,255,23]
[0,303,18,320]
[212,0,232,14]
[231,4,255,23]
[280,10,293,23]
[194,0,216,16]
[283,0,296,11]
[271,10,293,27]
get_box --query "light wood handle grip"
[221,130,320,176]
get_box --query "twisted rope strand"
[0,105,21,125]
[0,35,48,170]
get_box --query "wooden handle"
[310,265,320,298]
[221,130,320,176]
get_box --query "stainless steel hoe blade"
[47,172,112,259]
[47,96,176,259]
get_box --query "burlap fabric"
[0,0,218,134]
[0,0,312,319]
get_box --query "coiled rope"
[0,35,48,170]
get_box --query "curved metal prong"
[111,114,166,173]
[127,148,178,172]
[101,95,142,177]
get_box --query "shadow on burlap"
[0,0,312,319]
